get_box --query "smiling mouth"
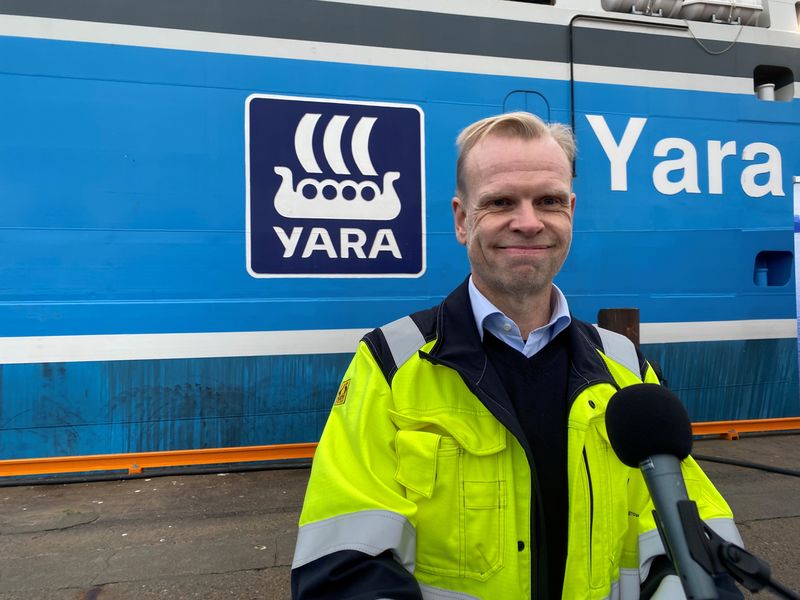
[499,245,552,251]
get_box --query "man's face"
[452,133,576,304]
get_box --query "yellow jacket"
[293,282,741,599]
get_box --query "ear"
[569,192,576,219]
[452,196,468,245]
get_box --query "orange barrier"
[0,442,317,477]
[1,418,799,478]
[692,417,800,440]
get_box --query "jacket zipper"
[571,380,606,592]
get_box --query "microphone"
[605,383,717,600]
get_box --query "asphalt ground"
[1,432,798,600]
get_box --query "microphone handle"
[641,454,718,600]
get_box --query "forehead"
[463,133,572,193]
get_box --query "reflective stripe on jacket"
[293,281,740,599]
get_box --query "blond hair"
[455,112,575,198]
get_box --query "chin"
[495,276,552,296]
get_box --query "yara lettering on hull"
[273,226,402,259]
[586,114,785,198]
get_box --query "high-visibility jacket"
[292,280,741,599]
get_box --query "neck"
[477,282,554,340]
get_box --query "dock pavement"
[1,432,799,599]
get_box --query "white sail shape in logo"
[274,113,401,221]
[323,116,350,175]
[294,113,323,174]
[352,117,378,177]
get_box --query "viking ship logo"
[273,113,401,221]
[246,94,424,277]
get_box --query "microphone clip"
[678,500,799,599]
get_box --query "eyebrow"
[477,187,570,202]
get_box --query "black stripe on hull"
[0,0,797,80]
[573,24,800,80]
[0,0,569,62]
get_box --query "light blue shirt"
[468,277,571,358]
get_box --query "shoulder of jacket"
[362,304,439,384]
[569,319,644,380]
[591,324,644,380]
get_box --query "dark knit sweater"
[482,328,570,597]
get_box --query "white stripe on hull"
[640,319,796,344]
[573,62,753,94]
[0,329,371,365]
[0,319,793,364]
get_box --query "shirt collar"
[468,276,571,342]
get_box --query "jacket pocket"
[463,476,507,581]
[394,429,506,581]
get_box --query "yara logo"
[246,94,424,277]
[273,113,401,220]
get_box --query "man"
[291,112,742,599]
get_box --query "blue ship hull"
[1,1,798,462]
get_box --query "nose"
[509,202,545,234]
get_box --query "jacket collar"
[426,277,617,400]
[428,277,488,383]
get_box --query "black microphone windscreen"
[605,383,693,468]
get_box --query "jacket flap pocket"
[389,409,506,456]
[394,430,441,498]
